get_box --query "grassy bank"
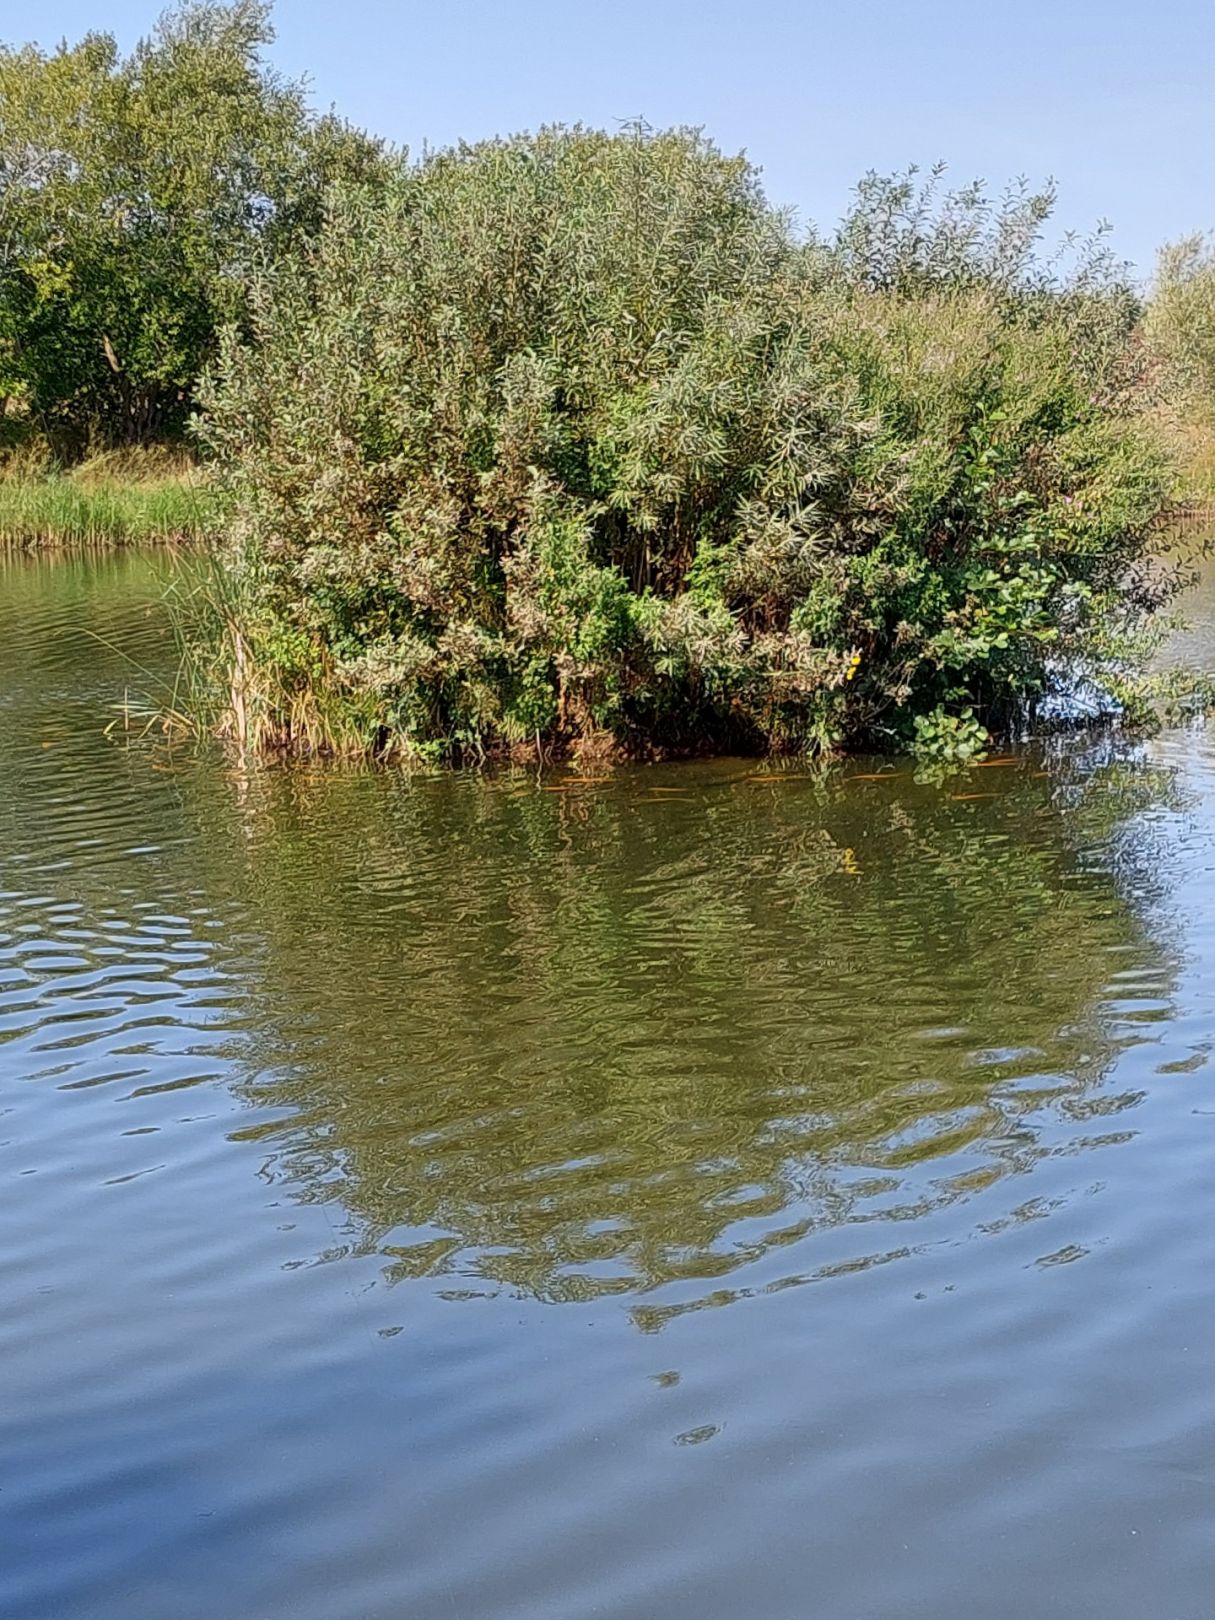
[0,450,213,547]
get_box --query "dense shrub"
[1144,235,1215,495]
[1147,235,1215,419]
[197,129,1177,760]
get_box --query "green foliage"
[0,447,212,545]
[912,705,990,762]
[1147,235,1215,422]
[0,1,384,453]
[1144,235,1215,495]
[196,129,1178,760]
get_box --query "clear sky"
[10,0,1215,279]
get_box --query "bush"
[1147,235,1215,418]
[196,129,1178,760]
[1144,235,1215,496]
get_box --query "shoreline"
[0,460,213,548]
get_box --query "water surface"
[5,548,1215,1618]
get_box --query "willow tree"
[1145,234,1215,496]
[198,131,1177,760]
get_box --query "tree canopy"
[0,0,384,450]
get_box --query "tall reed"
[0,450,213,547]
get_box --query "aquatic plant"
[196,129,1178,760]
[0,447,213,546]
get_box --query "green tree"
[0,0,384,451]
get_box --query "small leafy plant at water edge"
[912,707,990,764]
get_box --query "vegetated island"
[4,1,1215,762]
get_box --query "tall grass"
[0,448,214,547]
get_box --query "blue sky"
[12,0,1214,278]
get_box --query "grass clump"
[195,128,1180,762]
[0,445,213,546]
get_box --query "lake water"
[5,547,1215,1618]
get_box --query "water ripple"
[5,548,1215,1617]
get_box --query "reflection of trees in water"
[222,756,1180,1309]
[0,551,1184,1316]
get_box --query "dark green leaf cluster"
[0,1,384,452]
[198,125,1177,759]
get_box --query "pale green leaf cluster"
[1146,235,1215,435]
